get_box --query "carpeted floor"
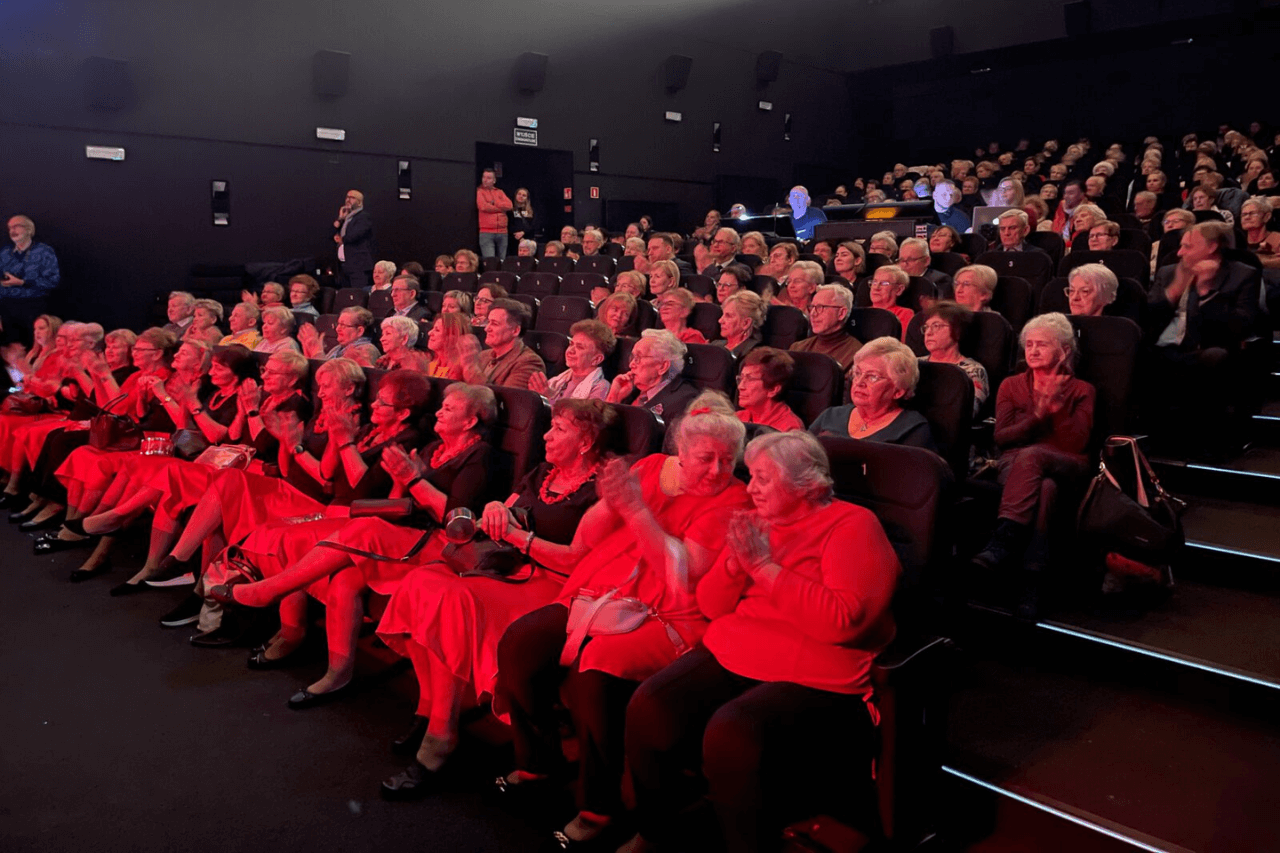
[0,522,543,852]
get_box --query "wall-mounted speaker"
[312,50,351,98]
[589,138,600,173]
[1063,1,1091,37]
[712,123,721,153]
[930,26,955,59]
[82,56,134,110]
[516,52,549,94]
[783,113,792,141]
[664,55,693,92]
[398,160,411,200]
[756,50,782,85]
[211,180,230,227]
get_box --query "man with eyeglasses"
[789,284,861,399]
[700,227,741,277]
[895,237,952,293]
[389,275,429,322]
[333,189,375,290]
[604,329,698,417]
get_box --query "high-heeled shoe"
[391,716,429,756]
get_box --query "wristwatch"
[247,409,260,418]
[292,443,306,456]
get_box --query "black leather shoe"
[9,504,42,524]
[33,534,93,555]
[247,642,305,670]
[380,761,436,801]
[20,512,65,532]
[391,716,429,756]
[189,625,244,648]
[158,593,204,628]
[287,683,351,710]
[69,560,112,583]
[109,580,149,597]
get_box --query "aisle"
[0,522,538,853]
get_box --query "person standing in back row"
[333,190,375,289]
[477,169,513,260]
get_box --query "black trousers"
[494,602,639,816]
[626,645,878,853]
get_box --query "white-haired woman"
[492,392,753,850]
[371,260,398,292]
[972,312,1095,619]
[809,337,935,449]
[867,264,915,338]
[1240,197,1280,268]
[626,430,900,853]
[378,315,431,372]
[715,291,766,360]
[605,329,699,418]
[1066,264,1119,317]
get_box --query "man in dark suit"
[1146,221,1261,451]
[895,237,953,295]
[993,211,1048,254]
[606,329,699,419]
[388,275,430,322]
[700,227,741,277]
[333,189,375,290]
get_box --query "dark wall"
[0,0,852,329]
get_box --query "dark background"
[0,0,1273,328]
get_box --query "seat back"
[314,314,339,351]
[1068,315,1142,449]
[576,255,616,276]
[615,255,637,273]
[903,310,1013,403]
[1058,249,1150,288]
[514,272,560,299]
[974,250,1053,289]
[534,296,594,336]
[784,350,844,426]
[863,253,893,275]
[291,309,316,328]
[524,330,569,376]
[819,438,953,589]
[683,342,736,395]
[689,302,723,343]
[854,277,936,312]
[734,253,764,269]
[683,274,716,301]
[1025,231,1065,268]
[907,361,973,480]
[424,291,444,315]
[442,272,479,293]
[421,272,443,293]
[749,274,777,298]
[560,273,607,300]
[760,304,810,349]
[333,288,368,311]
[508,293,540,328]
[502,256,537,274]
[991,275,1034,333]
[480,271,519,292]
[367,290,395,320]
[956,232,988,258]
[929,251,968,278]
[633,299,659,333]
[1118,228,1153,256]
[537,256,575,275]
[847,307,901,344]
[488,386,552,497]
[606,403,666,460]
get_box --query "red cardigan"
[994,370,1095,455]
[697,500,900,695]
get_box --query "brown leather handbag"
[88,394,143,452]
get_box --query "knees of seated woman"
[998,444,1086,527]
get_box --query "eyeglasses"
[391,287,415,294]
[898,255,927,265]
[474,297,495,306]
[808,303,842,313]
[337,322,363,329]
[736,372,763,384]
[133,346,160,353]
[850,369,888,386]
[921,322,950,333]
[371,398,396,408]
[629,352,661,364]
[1064,287,1097,297]
[868,281,896,289]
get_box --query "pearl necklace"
[430,433,480,469]
[539,462,599,505]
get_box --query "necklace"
[855,408,893,434]
[539,462,600,505]
[430,433,480,469]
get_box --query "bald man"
[788,185,828,241]
[333,189,375,289]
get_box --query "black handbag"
[88,394,143,452]
[171,428,209,461]
[1077,436,1184,573]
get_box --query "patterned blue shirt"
[0,241,60,299]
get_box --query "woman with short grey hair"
[808,336,934,447]
[1066,264,1118,317]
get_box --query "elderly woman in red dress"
[734,347,804,431]
[624,431,900,853]
[490,392,752,851]
[208,381,487,707]
[375,398,613,800]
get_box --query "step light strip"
[1183,463,1280,480]
[1185,540,1280,565]
[1037,621,1280,691]
[940,766,1188,853]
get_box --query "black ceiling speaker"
[1064,1,1091,37]
[930,26,955,59]
[516,52,549,94]
[756,50,782,85]
[82,56,134,110]
[664,55,693,93]
[313,50,351,97]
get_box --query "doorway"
[476,142,574,247]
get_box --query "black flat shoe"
[20,512,65,532]
[33,533,94,555]
[9,504,42,523]
[380,761,436,801]
[189,624,245,648]
[391,716,429,756]
[246,643,305,670]
[158,593,204,628]
[109,580,149,597]
[69,560,112,583]
[287,683,351,710]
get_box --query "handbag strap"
[318,529,434,563]
[560,565,641,666]
[95,393,130,415]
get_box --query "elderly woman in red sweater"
[971,312,1094,619]
[624,430,900,853]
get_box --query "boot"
[971,519,1029,571]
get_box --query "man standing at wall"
[477,169,513,260]
[0,215,60,344]
[333,190,375,289]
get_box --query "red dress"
[549,454,751,682]
[737,400,804,432]
[377,461,598,714]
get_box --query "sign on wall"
[514,128,538,147]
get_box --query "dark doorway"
[476,142,573,249]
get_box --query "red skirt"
[237,513,351,603]
[0,411,60,459]
[314,517,445,600]
[209,468,327,547]
[377,562,563,704]
[12,417,76,468]
[149,458,251,520]
[55,445,129,491]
